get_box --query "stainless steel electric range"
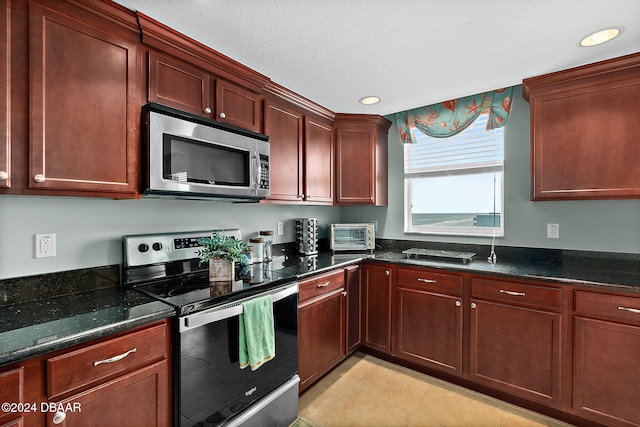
[122,229,299,427]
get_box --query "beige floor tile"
[407,412,446,427]
[353,361,431,411]
[318,387,414,427]
[329,352,378,385]
[298,375,352,421]
[415,384,503,427]
[501,411,575,427]
[501,412,550,427]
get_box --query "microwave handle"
[252,149,261,192]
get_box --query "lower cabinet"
[362,263,392,353]
[297,269,346,392]
[469,278,562,407]
[572,290,640,427]
[392,268,463,375]
[345,265,362,354]
[0,320,171,427]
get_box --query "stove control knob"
[152,242,163,251]
[138,243,149,253]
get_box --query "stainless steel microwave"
[143,103,270,201]
[330,223,376,252]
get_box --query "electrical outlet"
[277,221,284,236]
[547,223,559,239]
[35,233,56,258]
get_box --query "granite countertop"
[0,266,174,367]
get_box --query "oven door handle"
[180,282,298,332]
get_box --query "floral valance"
[395,87,514,144]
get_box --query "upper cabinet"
[523,53,640,201]
[28,1,141,196]
[0,1,9,189]
[262,86,334,205]
[148,50,261,132]
[334,114,391,205]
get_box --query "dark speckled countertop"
[2,243,639,367]
[0,265,174,367]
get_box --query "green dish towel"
[239,294,275,370]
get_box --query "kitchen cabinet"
[362,263,392,353]
[345,265,362,354]
[572,290,640,427]
[298,269,346,392]
[262,95,333,204]
[0,320,171,427]
[469,278,562,407]
[148,50,261,132]
[523,52,640,200]
[333,114,391,206]
[0,1,9,189]
[392,267,463,375]
[26,0,141,197]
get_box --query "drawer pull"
[93,348,137,367]
[618,306,640,314]
[317,281,331,288]
[500,289,525,297]
[455,301,461,307]
[418,278,437,284]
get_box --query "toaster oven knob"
[152,242,163,251]
[138,243,149,253]
[203,107,212,114]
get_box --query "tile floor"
[294,352,574,427]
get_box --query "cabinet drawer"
[0,367,23,408]
[575,290,640,326]
[397,268,462,295]
[46,323,167,398]
[471,278,561,310]
[299,269,345,303]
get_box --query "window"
[404,113,504,237]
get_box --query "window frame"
[403,114,505,237]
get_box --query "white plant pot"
[208,259,234,282]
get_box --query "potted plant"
[197,232,247,282]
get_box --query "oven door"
[176,283,298,427]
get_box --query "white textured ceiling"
[115,0,639,115]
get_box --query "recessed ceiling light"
[359,96,381,105]
[580,28,622,47]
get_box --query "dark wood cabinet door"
[303,117,333,204]
[394,288,463,375]
[573,317,640,426]
[345,265,362,354]
[215,79,260,133]
[45,361,170,427]
[148,50,212,117]
[470,299,561,407]
[524,53,640,200]
[335,127,375,204]
[0,1,9,189]
[362,264,392,353]
[298,288,345,392]
[29,3,139,195]
[263,99,303,202]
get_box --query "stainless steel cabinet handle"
[317,281,331,288]
[455,301,461,307]
[204,107,212,114]
[52,411,66,424]
[418,278,437,283]
[34,174,45,183]
[219,112,226,119]
[0,171,7,180]
[93,348,137,366]
[618,306,640,314]
[471,302,477,309]
[500,289,526,296]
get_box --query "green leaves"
[197,232,248,264]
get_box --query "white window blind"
[404,113,504,178]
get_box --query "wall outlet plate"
[277,221,284,236]
[35,233,56,258]
[547,223,559,239]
